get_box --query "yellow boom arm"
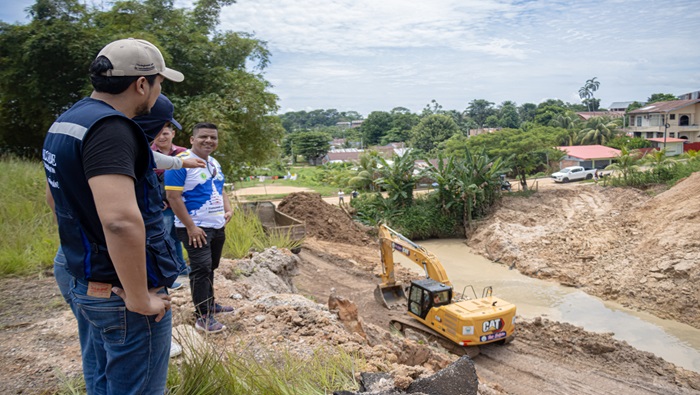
[378,224,452,287]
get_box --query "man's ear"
[135,76,148,96]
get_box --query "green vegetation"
[223,206,303,259]
[0,156,58,275]
[0,0,284,176]
[605,149,700,188]
[58,345,362,394]
[352,147,507,239]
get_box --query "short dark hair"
[192,122,218,136]
[89,56,158,94]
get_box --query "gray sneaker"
[195,315,226,333]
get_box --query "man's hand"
[112,286,172,322]
[181,157,206,169]
[187,226,208,248]
[224,210,233,224]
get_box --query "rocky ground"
[0,185,699,394]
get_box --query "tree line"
[0,0,284,177]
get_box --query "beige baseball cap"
[97,38,184,82]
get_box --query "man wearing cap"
[42,38,184,394]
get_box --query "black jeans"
[177,227,226,317]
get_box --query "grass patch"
[167,344,362,395]
[223,205,303,259]
[232,166,341,197]
[55,345,362,395]
[0,156,58,276]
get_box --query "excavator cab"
[407,278,452,319]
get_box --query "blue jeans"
[70,279,172,395]
[56,246,172,394]
[163,208,189,276]
[55,247,99,392]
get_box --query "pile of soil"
[468,176,700,329]
[278,192,373,246]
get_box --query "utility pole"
[663,112,670,152]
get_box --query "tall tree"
[518,103,538,124]
[291,131,331,162]
[498,101,520,128]
[0,0,284,176]
[360,111,393,146]
[410,114,459,154]
[578,77,600,112]
[466,99,495,128]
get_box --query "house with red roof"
[555,145,621,169]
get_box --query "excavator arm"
[375,224,452,307]
[378,224,452,286]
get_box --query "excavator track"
[388,315,481,359]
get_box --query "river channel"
[397,238,700,373]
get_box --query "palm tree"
[682,149,699,163]
[420,153,457,214]
[578,87,592,111]
[375,152,416,208]
[577,117,618,145]
[579,77,600,112]
[453,149,509,237]
[644,149,675,170]
[349,151,380,191]
[605,147,640,183]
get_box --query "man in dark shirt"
[42,38,183,395]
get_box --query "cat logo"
[482,318,504,333]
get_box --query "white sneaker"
[170,340,182,358]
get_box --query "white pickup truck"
[551,166,597,183]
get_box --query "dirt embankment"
[469,174,700,329]
[1,185,699,394]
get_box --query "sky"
[2,0,699,116]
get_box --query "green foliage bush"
[607,158,700,188]
[352,192,458,239]
[0,156,58,276]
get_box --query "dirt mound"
[278,192,373,246]
[468,179,700,329]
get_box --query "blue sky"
[2,0,699,116]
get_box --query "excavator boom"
[376,224,452,307]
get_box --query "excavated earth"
[469,173,700,330]
[0,186,699,394]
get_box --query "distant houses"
[627,99,700,143]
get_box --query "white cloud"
[2,0,698,115]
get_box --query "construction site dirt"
[0,183,699,394]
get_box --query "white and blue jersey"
[164,150,226,229]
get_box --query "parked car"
[550,166,597,183]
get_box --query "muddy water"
[398,238,700,373]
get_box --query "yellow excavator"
[375,224,516,355]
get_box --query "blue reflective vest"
[43,98,178,288]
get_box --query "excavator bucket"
[374,284,407,309]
